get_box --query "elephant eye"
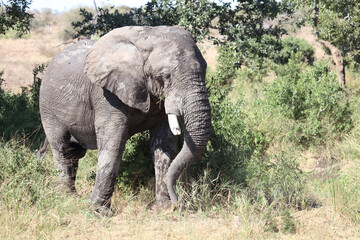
[163,73,171,80]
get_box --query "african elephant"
[39,26,211,216]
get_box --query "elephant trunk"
[165,89,211,203]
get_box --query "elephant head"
[84,26,211,203]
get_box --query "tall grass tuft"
[0,140,90,239]
[0,140,56,210]
[245,152,309,209]
[177,169,237,212]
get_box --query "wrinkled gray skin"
[39,26,211,215]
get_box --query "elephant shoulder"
[42,39,95,92]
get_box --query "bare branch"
[92,0,98,25]
[317,103,329,119]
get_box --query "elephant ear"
[85,32,150,113]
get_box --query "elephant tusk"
[168,114,181,135]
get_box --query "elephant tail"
[37,138,49,163]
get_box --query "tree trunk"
[313,0,319,35]
[318,39,346,87]
[313,0,345,87]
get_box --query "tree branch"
[318,38,346,87]
[317,102,329,119]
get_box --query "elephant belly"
[68,117,98,150]
[69,130,97,150]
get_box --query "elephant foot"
[169,203,177,212]
[151,199,177,213]
[55,178,78,196]
[90,195,114,217]
[92,205,114,217]
[55,185,78,196]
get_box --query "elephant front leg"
[150,119,177,208]
[91,126,127,216]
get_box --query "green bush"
[216,43,241,83]
[186,73,266,184]
[180,86,310,210]
[275,36,315,64]
[0,65,45,144]
[216,36,314,84]
[216,35,283,81]
[117,131,154,189]
[264,58,352,145]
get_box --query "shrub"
[275,36,315,64]
[264,59,352,145]
[216,43,241,83]
[0,65,45,144]
[187,73,266,184]
[117,131,154,189]
[216,36,314,84]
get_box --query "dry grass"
[3,193,359,240]
[277,205,360,240]
[50,212,245,240]
[1,153,360,240]
[0,22,65,92]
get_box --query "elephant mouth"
[167,114,181,135]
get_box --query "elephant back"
[40,40,95,113]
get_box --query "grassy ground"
[0,138,360,239]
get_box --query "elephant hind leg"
[52,140,86,194]
[44,122,86,194]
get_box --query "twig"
[317,103,329,119]
[93,0,99,17]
